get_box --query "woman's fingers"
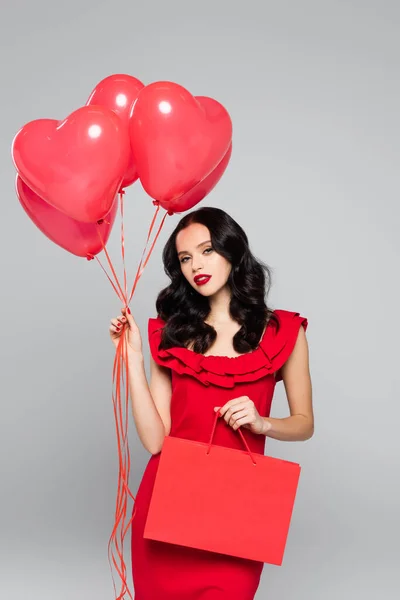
[110,318,124,332]
[109,308,137,340]
[121,307,135,328]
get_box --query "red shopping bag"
[143,411,301,565]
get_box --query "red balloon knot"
[119,189,126,195]
[152,200,160,206]
[167,209,175,216]
[97,219,104,225]
[86,254,94,261]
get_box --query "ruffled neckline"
[148,309,308,388]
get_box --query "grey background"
[1,1,399,598]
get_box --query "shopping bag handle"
[206,410,258,465]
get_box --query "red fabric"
[131,309,308,600]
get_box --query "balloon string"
[128,206,169,303]
[139,209,169,275]
[127,203,160,303]
[107,332,135,600]
[119,191,128,302]
[90,227,134,598]
[96,224,128,306]
[112,335,136,511]
[110,205,170,597]
[90,200,171,599]
[92,255,126,304]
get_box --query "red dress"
[131,309,308,599]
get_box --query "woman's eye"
[180,248,212,264]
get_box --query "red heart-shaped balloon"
[130,82,232,203]
[161,143,232,214]
[86,74,144,189]
[16,175,118,258]
[158,96,233,214]
[12,105,130,223]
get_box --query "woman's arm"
[263,326,314,441]
[128,352,171,455]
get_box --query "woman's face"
[176,222,232,297]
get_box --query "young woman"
[109,206,314,600]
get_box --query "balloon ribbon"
[91,192,169,599]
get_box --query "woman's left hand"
[214,396,271,436]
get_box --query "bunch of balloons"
[11,73,232,600]
[11,74,233,260]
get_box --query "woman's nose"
[192,259,203,272]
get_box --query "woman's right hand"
[109,307,143,356]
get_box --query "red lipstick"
[194,274,212,286]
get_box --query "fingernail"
[127,307,131,314]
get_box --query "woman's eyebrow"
[177,240,211,256]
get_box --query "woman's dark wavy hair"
[155,206,280,355]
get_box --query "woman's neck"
[207,285,232,325]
